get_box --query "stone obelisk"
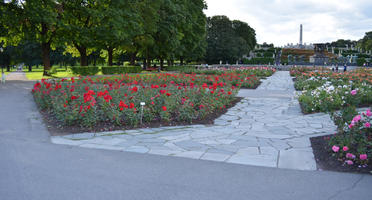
[299,24,303,48]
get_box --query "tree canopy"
[1,1,259,69]
[205,15,256,64]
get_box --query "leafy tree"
[94,0,141,66]
[59,0,102,66]
[206,15,256,64]
[177,0,207,65]
[1,0,62,75]
[358,31,372,52]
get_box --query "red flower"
[166,93,171,96]
[104,95,112,102]
[71,95,78,100]
[132,86,138,92]
[129,103,135,109]
[162,106,167,111]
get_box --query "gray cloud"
[204,0,372,46]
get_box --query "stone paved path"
[51,71,337,170]
[4,71,28,81]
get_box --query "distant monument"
[283,24,313,49]
[299,24,303,48]
[311,43,329,65]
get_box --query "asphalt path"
[1,81,371,200]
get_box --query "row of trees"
[1,0,208,75]
[1,1,257,74]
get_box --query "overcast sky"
[204,0,372,46]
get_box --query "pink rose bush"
[330,109,372,165]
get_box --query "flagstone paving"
[51,71,337,170]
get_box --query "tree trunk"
[180,57,184,65]
[6,66,10,72]
[130,52,136,65]
[41,42,51,75]
[160,59,164,70]
[143,58,147,70]
[28,65,32,72]
[108,47,113,66]
[147,58,151,69]
[75,44,88,66]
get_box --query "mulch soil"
[311,135,372,175]
[42,97,243,136]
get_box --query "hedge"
[70,66,142,76]
[102,66,142,74]
[164,65,196,72]
[70,66,100,76]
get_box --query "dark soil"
[311,135,372,174]
[42,97,243,136]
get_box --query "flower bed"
[32,71,267,133]
[291,68,372,113]
[168,66,276,79]
[292,67,372,171]
[329,109,371,166]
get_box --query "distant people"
[331,64,335,72]
[343,64,347,72]
[335,64,339,72]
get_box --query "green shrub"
[164,65,196,72]
[70,66,99,76]
[102,66,142,74]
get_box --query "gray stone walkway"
[4,71,28,81]
[51,71,337,170]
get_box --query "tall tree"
[177,0,207,65]
[359,31,372,52]
[206,15,256,64]
[1,0,62,75]
[60,0,105,66]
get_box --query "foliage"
[206,15,256,64]
[70,66,100,76]
[329,107,372,166]
[102,66,142,74]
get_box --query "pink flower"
[332,145,340,152]
[365,122,371,128]
[366,109,372,117]
[345,160,354,165]
[348,123,354,129]
[350,90,357,95]
[346,153,355,159]
[342,146,349,151]
[352,115,361,123]
[360,154,367,160]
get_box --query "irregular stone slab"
[278,148,317,170]
[200,153,230,162]
[227,154,277,168]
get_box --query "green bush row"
[102,66,142,74]
[70,66,100,76]
[70,66,142,76]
